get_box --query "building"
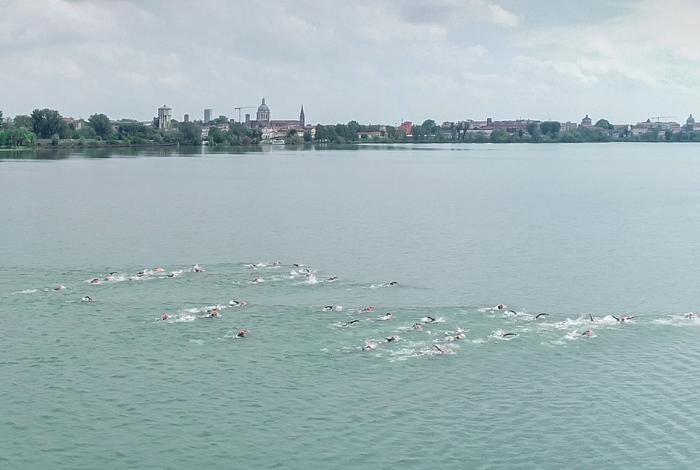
[581,115,593,127]
[158,105,172,130]
[204,109,213,124]
[184,114,190,123]
[245,98,305,131]
[398,121,413,136]
[684,114,696,132]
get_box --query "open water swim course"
[3,144,700,469]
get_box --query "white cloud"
[488,4,519,27]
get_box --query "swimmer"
[293,263,303,267]
[496,304,506,310]
[535,313,548,320]
[362,306,374,312]
[193,264,204,272]
[362,343,375,351]
[389,281,399,286]
[386,335,398,342]
[413,323,422,330]
[424,316,436,323]
[81,296,95,302]
[581,330,593,336]
[254,277,260,283]
[687,312,697,319]
[454,333,467,340]
[324,306,334,311]
[342,320,360,327]
[205,310,219,318]
[500,332,517,338]
[167,272,179,278]
[589,314,601,322]
[162,314,171,320]
[380,313,393,320]
[230,300,247,306]
[90,278,100,284]
[612,315,635,323]
[433,344,450,354]
[155,268,164,273]
[328,276,338,281]
[274,261,281,266]
[54,285,66,290]
[236,330,247,338]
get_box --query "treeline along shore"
[3,108,700,150]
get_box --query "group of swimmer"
[348,302,700,355]
[53,265,207,302]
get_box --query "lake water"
[2,143,700,469]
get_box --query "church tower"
[300,105,305,127]
[256,98,270,124]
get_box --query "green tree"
[285,129,302,145]
[118,121,146,137]
[491,129,509,143]
[0,110,3,131]
[595,119,613,129]
[179,122,202,145]
[31,108,69,138]
[14,115,32,129]
[540,121,561,137]
[422,119,438,136]
[88,113,112,139]
[214,115,229,124]
[526,122,541,141]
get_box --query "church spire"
[300,105,305,127]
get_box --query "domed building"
[684,114,696,132]
[245,98,305,133]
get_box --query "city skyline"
[1,0,699,125]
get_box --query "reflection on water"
[0,142,475,160]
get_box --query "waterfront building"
[398,121,413,136]
[204,109,213,124]
[158,105,172,130]
[184,114,190,123]
[684,114,695,132]
[245,98,305,131]
[581,115,593,127]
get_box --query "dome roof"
[257,98,269,113]
[688,114,695,125]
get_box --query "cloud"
[487,4,519,27]
[0,0,698,125]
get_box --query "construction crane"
[234,106,256,124]
[650,116,677,123]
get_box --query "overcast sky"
[1,0,699,125]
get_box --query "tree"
[491,129,509,143]
[526,122,541,141]
[14,115,32,129]
[30,108,69,138]
[11,127,37,147]
[179,122,202,145]
[285,129,302,145]
[595,119,613,129]
[540,121,561,137]
[88,113,113,139]
[118,121,146,137]
[422,119,438,136]
[0,110,3,131]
